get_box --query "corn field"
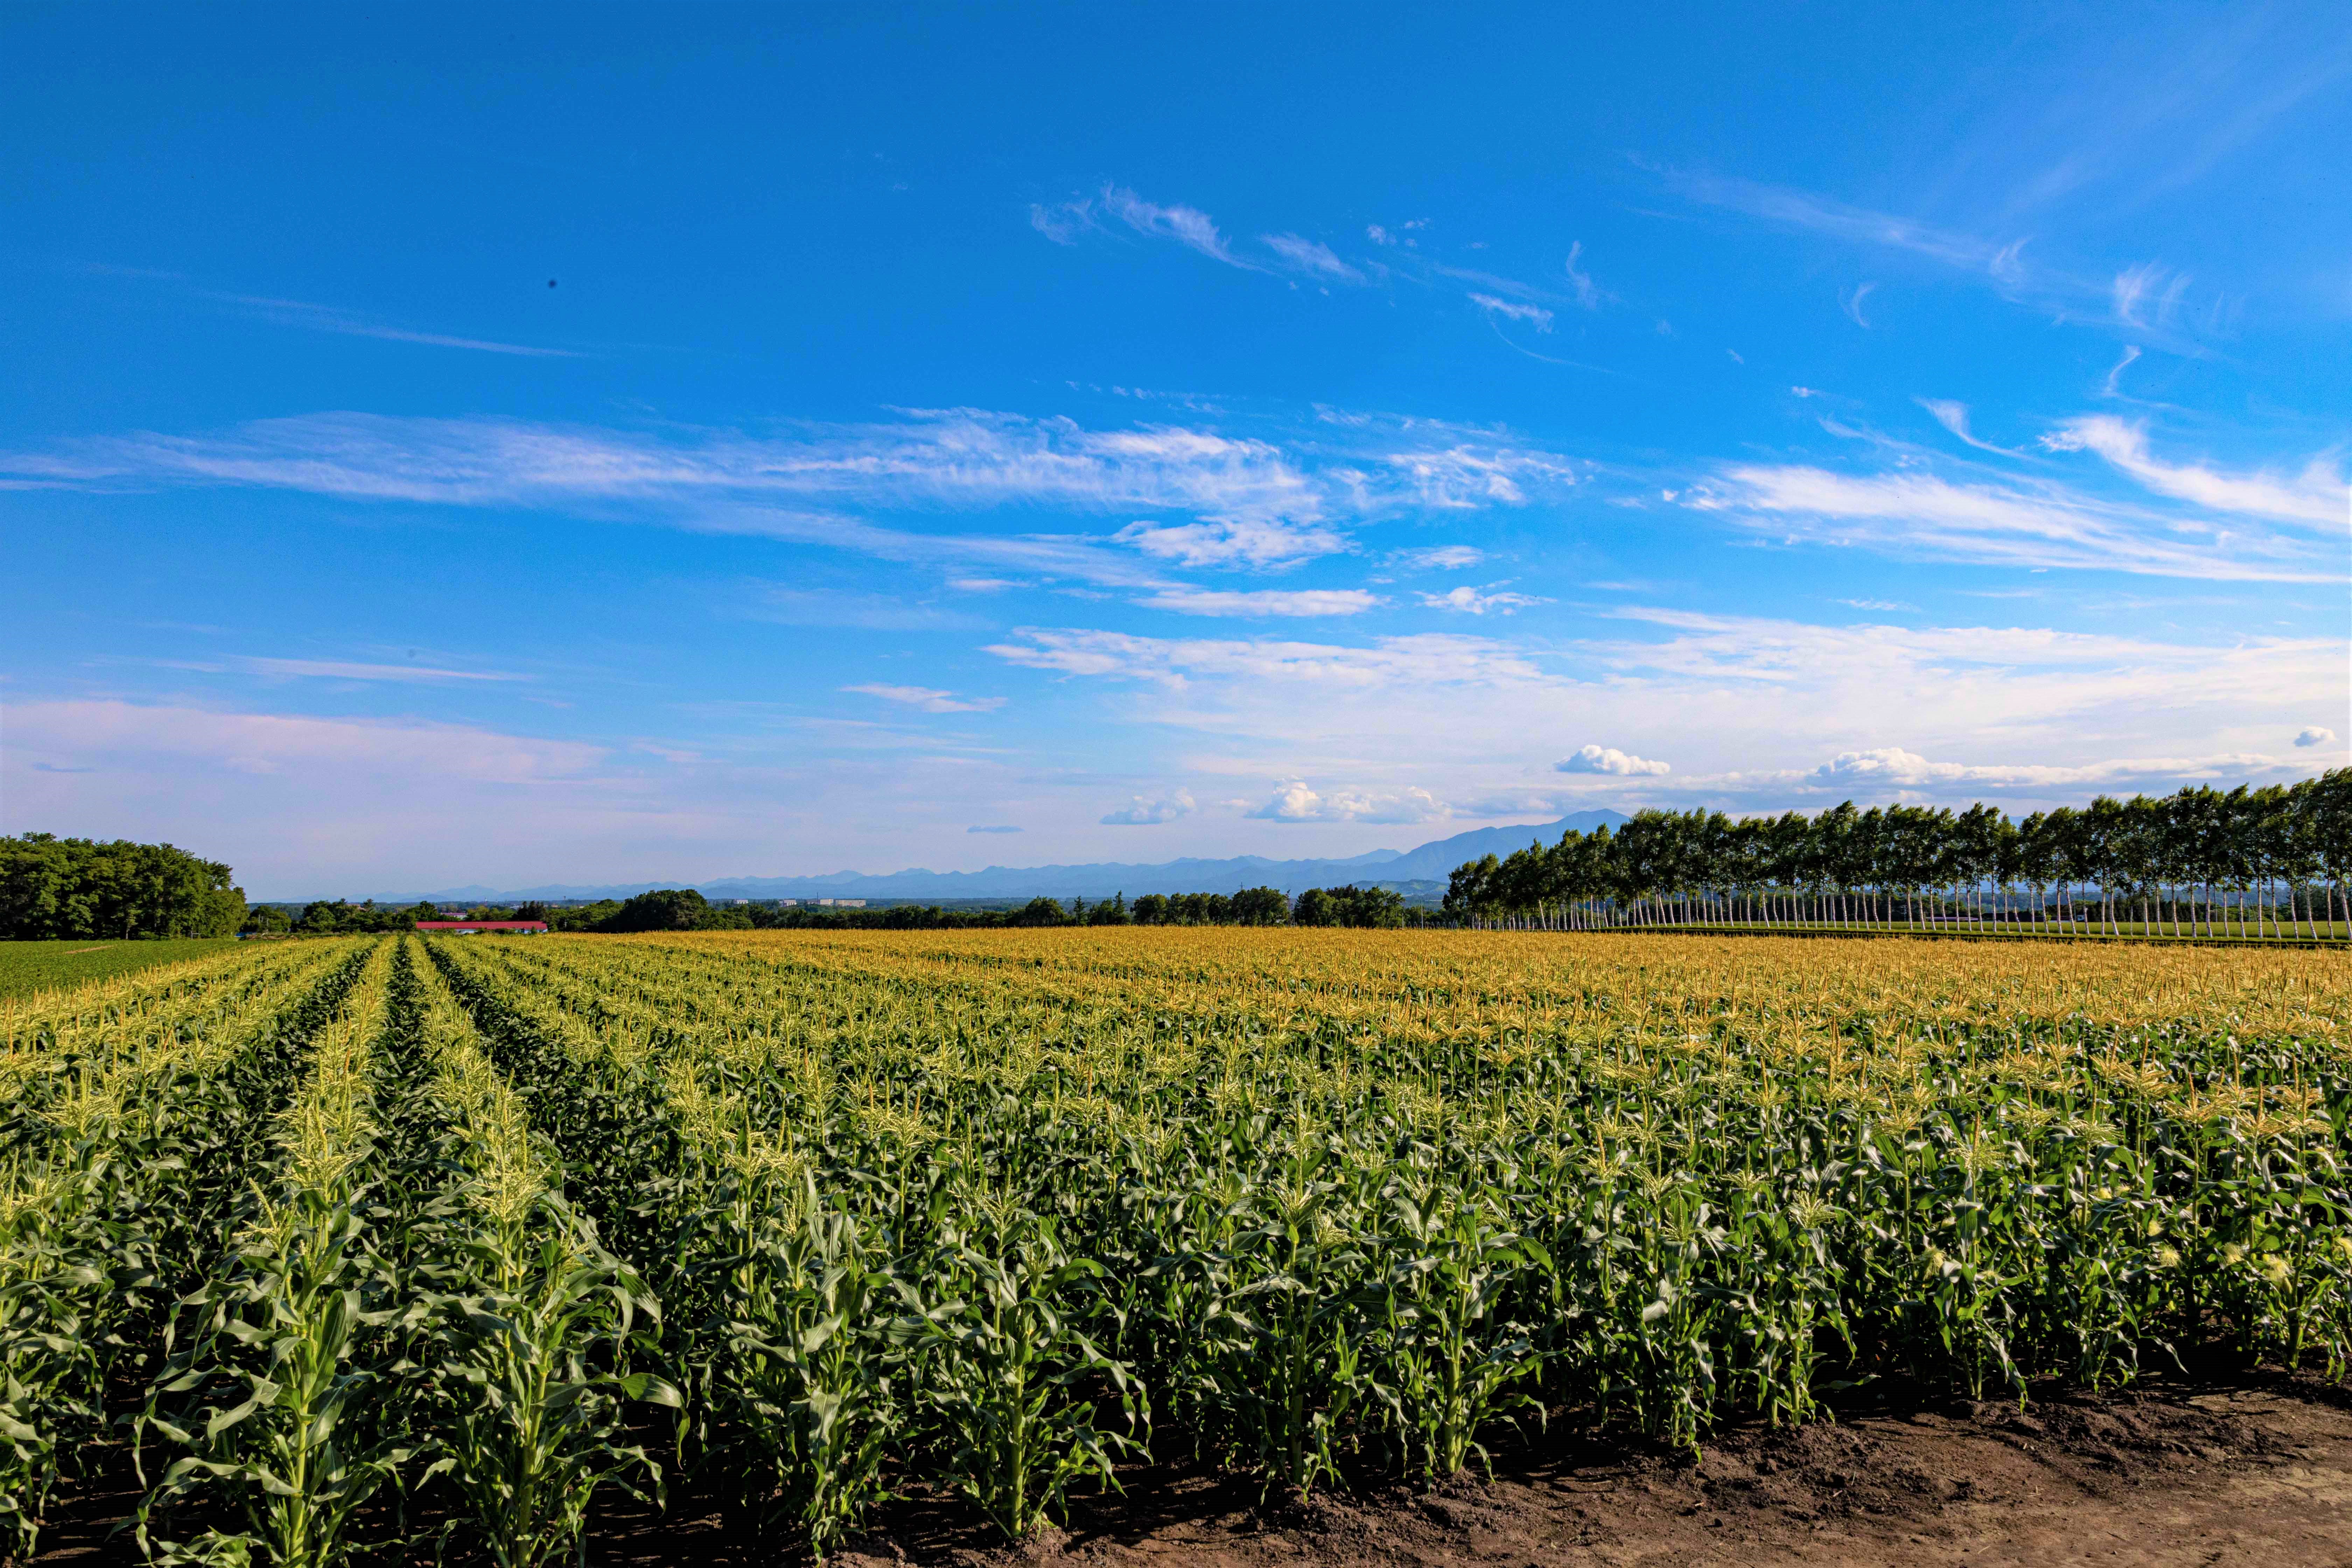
[4,927,2349,1563]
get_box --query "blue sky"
[4,4,2347,896]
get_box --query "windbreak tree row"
[1446,770,2351,939]
[419,933,2352,1560]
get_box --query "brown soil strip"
[38,1377,2352,1566]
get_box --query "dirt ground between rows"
[36,1375,2352,1566]
[783,1376,2352,1568]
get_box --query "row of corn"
[8,928,2347,1564]
[412,929,2352,1558]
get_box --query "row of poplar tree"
[1443,771,2350,936]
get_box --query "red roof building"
[413,920,550,934]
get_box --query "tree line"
[0,833,247,940]
[578,884,1414,931]
[1443,771,2350,938]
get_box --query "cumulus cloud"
[1557,744,1672,777]
[1418,586,1546,615]
[2297,727,2337,748]
[842,683,1006,714]
[1100,790,1195,825]
[1247,780,1448,824]
[1138,588,1379,617]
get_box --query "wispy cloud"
[1562,242,1603,310]
[2109,263,2191,329]
[226,656,528,683]
[1469,294,1554,331]
[1914,398,2017,455]
[967,823,1024,834]
[1139,588,1379,617]
[982,610,2338,814]
[1100,186,1259,270]
[202,292,581,357]
[1692,462,2334,580]
[2042,415,2345,525]
[3,407,1576,578]
[1028,198,1096,245]
[1418,585,1546,615]
[1651,163,2223,345]
[1260,233,1364,283]
[1391,544,1485,570]
[842,683,1007,714]
[1842,281,1878,327]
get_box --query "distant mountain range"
[308,810,1630,905]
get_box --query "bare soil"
[36,1375,2352,1566]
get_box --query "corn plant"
[891,1198,1142,1540]
[137,948,405,1568]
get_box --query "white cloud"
[1696,462,2333,580]
[1470,294,1554,331]
[2101,344,2142,397]
[4,699,601,784]
[2110,262,2191,328]
[987,627,1546,689]
[2043,415,2345,525]
[1248,780,1448,824]
[1379,444,1574,509]
[1914,399,2014,455]
[1260,233,1364,282]
[1842,281,1878,327]
[1028,199,1094,245]
[2297,726,2337,748]
[981,610,2338,821]
[195,656,529,684]
[1418,586,1546,615]
[200,292,580,358]
[1100,790,1194,825]
[1100,186,1258,270]
[842,683,1006,714]
[967,824,1023,834]
[1807,745,2294,791]
[1139,588,1379,617]
[1557,744,1672,777]
[1365,224,1395,246]
[1563,242,1602,310]
[1111,513,1349,569]
[5,408,1575,581]
[1392,544,1485,570]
